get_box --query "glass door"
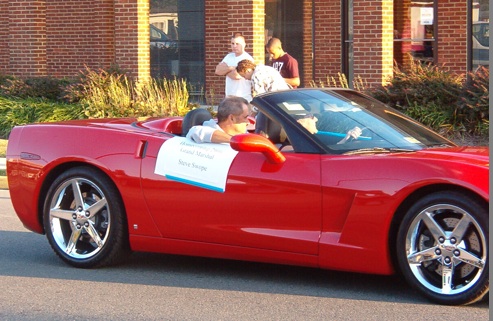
[394,0,437,67]
[264,0,306,82]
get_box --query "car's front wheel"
[43,166,129,268]
[396,191,488,305]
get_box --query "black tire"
[396,191,488,305]
[43,166,129,268]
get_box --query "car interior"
[180,108,212,137]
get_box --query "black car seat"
[254,112,284,145]
[181,108,212,136]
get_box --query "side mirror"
[230,134,286,164]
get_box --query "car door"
[140,137,321,255]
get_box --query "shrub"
[0,97,38,138]
[0,66,195,137]
[458,66,489,136]
[134,77,191,117]
[309,73,367,91]
[0,76,70,101]
[368,59,488,136]
[79,71,133,118]
[0,96,83,138]
[405,101,455,135]
[64,66,192,118]
[370,59,463,111]
[62,65,127,104]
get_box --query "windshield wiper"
[343,147,416,155]
[426,143,455,148]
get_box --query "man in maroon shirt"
[265,37,300,88]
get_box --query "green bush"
[458,66,489,137]
[62,65,127,104]
[0,66,195,137]
[0,97,38,138]
[64,66,192,118]
[368,60,488,136]
[405,101,454,134]
[0,96,84,138]
[0,75,70,101]
[370,59,463,111]
[0,139,7,157]
[309,72,367,91]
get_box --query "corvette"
[6,88,488,305]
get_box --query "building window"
[264,0,306,80]
[150,0,205,96]
[394,1,437,67]
[471,0,489,69]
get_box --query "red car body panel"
[6,117,489,276]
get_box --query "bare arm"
[283,57,300,87]
[337,126,362,144]
[215,62,235,76]
[186,124,232,144]
[284,77,300,87]
[210,130,233,143]
[216,62,243,80]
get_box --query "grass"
[0,177,6,190]
[0,139,7,189]
[0,139,6,157]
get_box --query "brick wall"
[115,0,150,80]
[0,0,8,71]
[205,0,229,104]
[204,0,264,103]
[312,0,341,84]
[0,0,148,79]
[7,0,47,76]
[352,0,394,88]
[437,0,467,73]
[312,0,394,88]
[0,0,476,91]
[302,0,313,86]
[380,0,394,83]
[46,0,115,77]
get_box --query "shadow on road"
[0,230,488,308]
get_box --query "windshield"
[257,89,453,154]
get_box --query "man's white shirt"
[221,52,254,101]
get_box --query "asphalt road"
[0,190,489,321]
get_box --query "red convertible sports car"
[7,88,488,305]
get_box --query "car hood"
[415,146,489,166]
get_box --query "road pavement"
[0,190,489,320]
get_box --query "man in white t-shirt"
[215,33,254,102]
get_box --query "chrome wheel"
[397,192,488,305]
[44,167,129,268]
[49,177,110,259]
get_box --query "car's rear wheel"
[43,167,129,268]
[396,191,488,305]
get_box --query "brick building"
[0,0,489,102]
